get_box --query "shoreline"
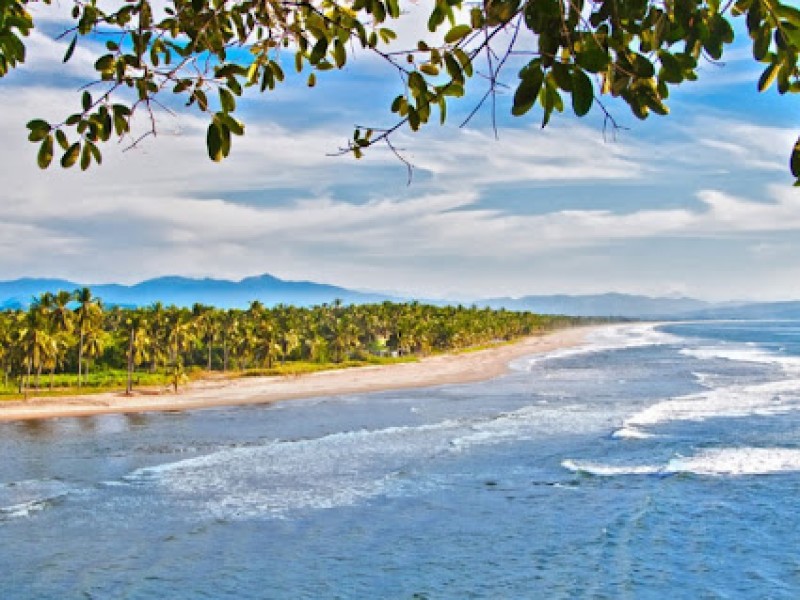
[0,325,603,422]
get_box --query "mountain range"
[1,274,800,319]
[0,274,394,311]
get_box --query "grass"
[0,356,419,402]
[240,355,418,378]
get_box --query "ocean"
[2,321,799,598]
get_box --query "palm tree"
[219,309,240,372]
[192,303,219,371]
[17,302,57,397]
[123,310,150,394]
[74,287,102,388]
[165,307,195,392]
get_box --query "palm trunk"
[77,329,85,388]
[126,329,134,395]
[24,359,31,399]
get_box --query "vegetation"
[0,0,797,181]
[0,291,585,399]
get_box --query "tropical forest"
[0,289,585,399]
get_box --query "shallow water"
[2,321,800,598]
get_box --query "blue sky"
[0,2,798,301]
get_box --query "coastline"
[0,325,602,422]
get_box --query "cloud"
[0,25,797,303]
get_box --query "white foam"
[124,418,483,519]
[611,426,654,440]
[122,400,618,519]
[563,447,800,478]
[681,345,800,374]
[561,459,662,477]
[692,371,725,389]
[619,378,800,435]
[0,479,71,520]
[667,447,800,476]
[513,323,679,371]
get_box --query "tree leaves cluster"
[0,0,798,182]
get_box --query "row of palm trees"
[0,289,583,397]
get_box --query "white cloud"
[0,27,798,302]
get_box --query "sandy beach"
[0,325,600,422]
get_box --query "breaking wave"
[563,447,800,477]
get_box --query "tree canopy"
[2,0,799,182]
[0,291,582,397]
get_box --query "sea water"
[2,321,800,598]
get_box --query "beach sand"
[0,325,600,422]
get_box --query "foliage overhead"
[1,0,799,182]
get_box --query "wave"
[561,459,662,476]
[512,323,680,371]
[121,400,612,519]
[0,479,72,521]
[122,415,510,519]
[616,377,800,438]
[680,344,800,374]
[563,447,800,477]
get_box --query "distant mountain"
[0,274,397,309]
[3,275,800,319]
[477,293,713,319]
[681,300,800,320]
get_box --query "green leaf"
[87,141,102,165]
[454,48,473,77]
[63,35,77,63]
[219,87,236,112]
[207,122,223,162]
[80,142,92,171]
[61,142,80,168]
[576,44,608,73]
[444,53,463,83]
[512,67,544,116]
[408,71,426,97]
[551,62,572,91]
[631,53,655,78]
[194,89,208,111]
[56,129,69,150]
[95,54,115,73]
[428,6,444,32]
[753,26,770,61]
[420,63,439,76]
[26,119,50,142]
[220,113,244,136]
[777,4,800,25]
[758,62,780,92]
[390,94,404,112]
[658,51,683,84]
[444,24,472,44]
[791,136,800,178]
[571,69,594,116]
[440,82,464,97]
[333,40,346,68]
[386,0,401,19]
[309,38,328,65]
[408,106,420,130]
[37,135,54,169]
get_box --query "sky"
[0,2,798,301]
